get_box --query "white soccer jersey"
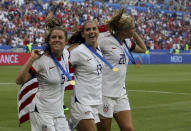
[30,48,69,117]
[98,31,110,39]
[98,34,133,97]
[69,44,104,105]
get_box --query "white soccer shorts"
[29,112,70,131]
[98,94,131,118]
[70,101,100,128]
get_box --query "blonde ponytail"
[106,8,134,34]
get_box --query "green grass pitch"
[0,64,191,131]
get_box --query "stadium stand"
[0,0,190,52]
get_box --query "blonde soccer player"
[97,9,147,131]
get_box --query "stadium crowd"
[0,0,190,50]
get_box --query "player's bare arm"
[132,32,147,53]
[16,49,42,85]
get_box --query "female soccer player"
[97,9,147,131]
[69,20,104,131]
[16,14,71,131]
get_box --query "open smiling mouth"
[88,35,96,39]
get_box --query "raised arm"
[132,32,147,53]
[72,15,80,32]
[16,50,42,85]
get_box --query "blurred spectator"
[0,0,190,50]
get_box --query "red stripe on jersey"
[57,57,61,61]
[65,62,74,90]
[130,40,136,51]
[65,85,73,90]
[130,40,134,49]
[30,66,36,74]
[69,62,75,73]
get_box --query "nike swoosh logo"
[49,66,55,69]
[87,58,92,61]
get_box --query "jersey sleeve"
[125,39,136,52]
[98,36,111,54]
[30,57,42,74]
[69,48,81,66]
[98,38,104,51]
[63,48,70,71]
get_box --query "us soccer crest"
[42,124,47,131]
[103,104,109,113]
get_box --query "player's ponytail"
[45,12,67,52]
[106,8,124,34]
[106,8,134,35]
[68,31,85,45]
[45,12,62,31]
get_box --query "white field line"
[0,83,190,95]
[132,101,191,110]
[128,90,191,95]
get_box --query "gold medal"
[69,80,75,85]
[112,67,118,72]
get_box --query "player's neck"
[87,42,98,50]
[51,51,62,58]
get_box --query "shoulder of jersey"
[99,32,110,38]
[62,48,69,59]
[70,44,85,54]
[63,48,69,55]
[102,35,116,44]
[124,38,131,43]
[35,54,48,63]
